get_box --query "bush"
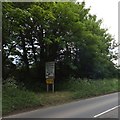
[3,77,25,90]
[2,86,42,115]
[56,78,118,99]
[2,77,43,115]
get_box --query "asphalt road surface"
[97,107,119,118]
[4,92,119,118]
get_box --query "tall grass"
[3,78,119,115]
[2,86,42,115]
[56,78,119,99]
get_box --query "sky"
[77,0,118,42]
[77,0,119,65]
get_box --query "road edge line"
[94,105,120,118]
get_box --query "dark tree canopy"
[2,2,118,87]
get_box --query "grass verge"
[2,78,119,116]
[2,87,42,115]
[56,78,119,99]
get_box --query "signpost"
[45,61,55,92]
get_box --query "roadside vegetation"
[3,78,119,115]
[2,1,120,116]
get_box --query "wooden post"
[47,84,49,92]
[52,84,54,93]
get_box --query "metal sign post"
[45,61,55,92]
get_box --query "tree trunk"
[20,32,29,71]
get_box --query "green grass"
[2,78,119,116]
[2,87,42,115]
[60,78,119,99]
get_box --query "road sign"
[45,61,55,79]
[45,61,55,92]
[46,79,54,84]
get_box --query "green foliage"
[3,78,119,115]
[2,2,119,116]
[2,86,42,115]
[2,2,118,86]
[56,78,119,99]
[3,77,18,88]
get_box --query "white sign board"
[45,62,55,79]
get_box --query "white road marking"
[94,105,120,118]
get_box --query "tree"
[2,2,117,86]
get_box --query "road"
[97,107,119,118]
[4,92,119,118]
